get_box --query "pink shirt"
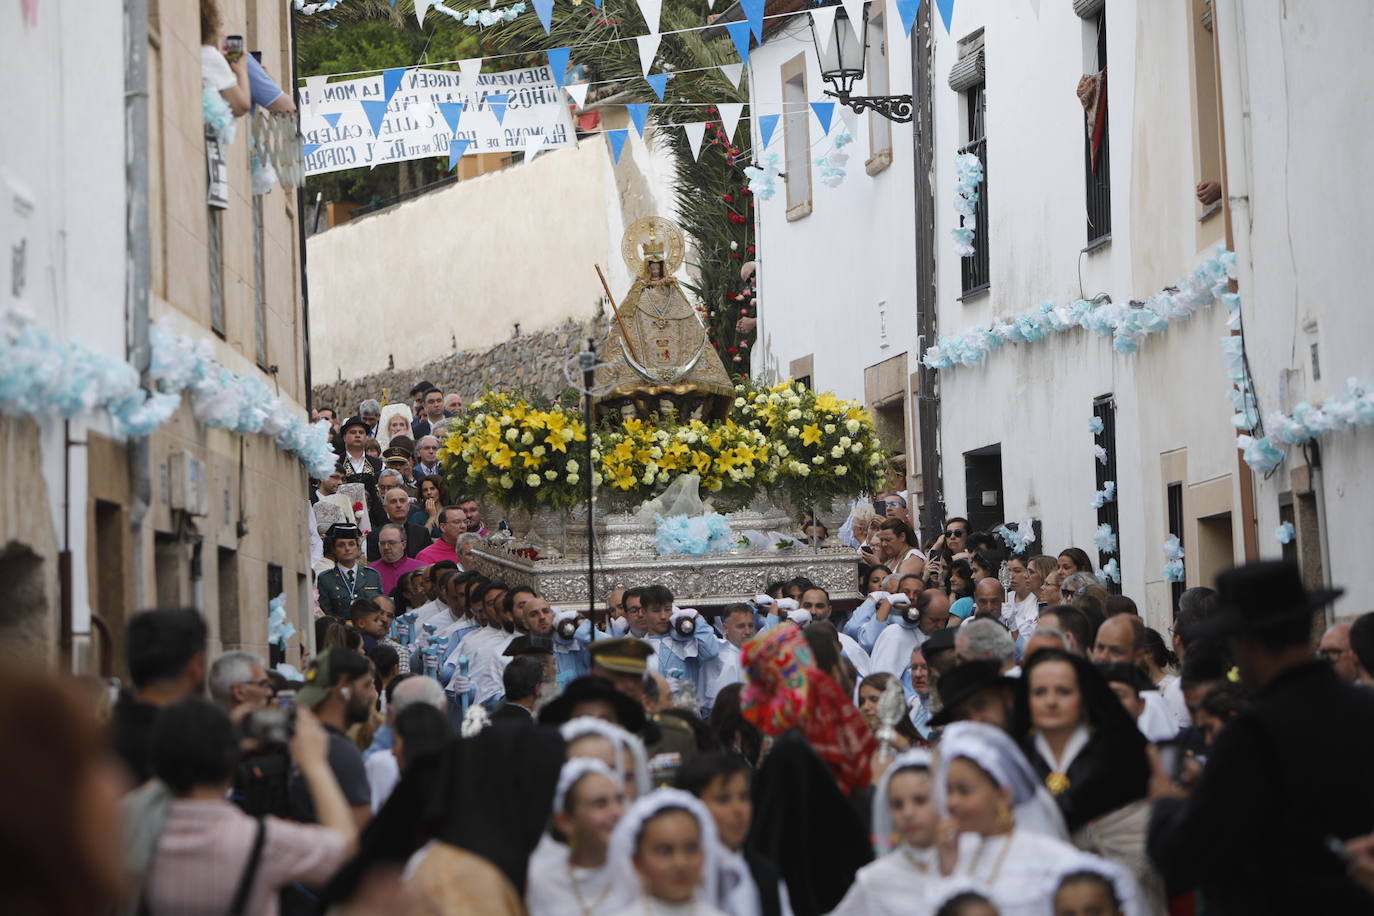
[144,799,348,916]
[414,539,458,566]
[371,555,424,594]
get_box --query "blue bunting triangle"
[725,21,752,65]
[302,144,322,158]
[811,101,835,134]
[487,93,510,125]
[626,103,650,137]
[936,0,954,32]
[740,0,766,40]
[360,99,389,138]
[757,113,779,148]
[448,138,472,172]
[322,112,341,129]
[645,73,670,101]
[607,129,629,164]
[547,48,570,88]
[382,67,407,110]
[436,101,465,136]
[533,0,554,34]
[896,0,922,37]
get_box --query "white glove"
[786,608,813,627]
[611,616,630,635]
[868,591,891,604]
[753,594,774,607]
[448,673,472,695]
[890,593,911,609]
[775,597,799,613]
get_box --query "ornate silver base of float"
[465,502,858,614]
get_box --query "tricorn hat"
[538,674,647,733]
[930,660,1016,727]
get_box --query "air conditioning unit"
[168,451,209,517]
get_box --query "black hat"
[1095,661,1154,693]
[504,635,554,657]
[1209,561,1343,637]
[382,447,413,466]
[930,659,1015,727]
[409,380,438,397]
[324,522,362,541]
[340,415,370,435]
[922,627,957,655]
[538,674,647,734]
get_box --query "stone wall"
[313,317,612,413]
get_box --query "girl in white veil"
[525,758,637,916]
[930,722,1141,916]
[376,403,413,450]
[606,788,727,916]
[831,748,943,915]
[559,716,651,800]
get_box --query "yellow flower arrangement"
[442,383,885,515]
[441,392,588,511]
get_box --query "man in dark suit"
[489,655,546,725]
[317,524,384,618]
[336,415,384,526]
[366,486,432,561]
[412,387,447,440]
[1148,561,1374,913]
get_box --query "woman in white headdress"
[559,716,651,800]
[1047,854,1139,916]
[376,402,414,450]
[831,748,942,915]
[526,758,636,916]
[932,722,1143,916]
[606,788,728,916]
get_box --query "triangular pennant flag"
[645,73,670,100]
[683,122,707,161]
[382,68,407,111]
[322,112,342,129]
[565,82,591,108]
[810,5,837,58]
[718,63,744,89]
[717,102,743,143]
[936,0,955,32]
[894,0,921,37]
[811,101,835,135]
[459,58,482,88]
[547,48,570,88]
[360,99,390,138]
[757,113,779,148]
[637,33,662,75]
[304,75,327,121]
[436,101,465,136]
[840,0,867,43]
[636,0,662,33]
[532,0,554,33]
[415,0,432,25]
[607,129,629,164]
[302,143,322,159]
[740,0,765,41]
[487,93,510,125]
[448,138,472,172]
[626,103,650,137]
[725,21,752,65]
[524,133,546,162]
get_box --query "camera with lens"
[901,603,922,626]
[673,615,697,638]
[556,617,579,641]
[241,704,295,746]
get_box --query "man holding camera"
[640,585,721,707]
[870,588,951,678]
[551,607,594,689]
[289,649,375,828]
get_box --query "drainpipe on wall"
[291,15,313,415]
[911,2,943,542]
[125,0,153,609]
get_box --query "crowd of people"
[8,381,1374,915]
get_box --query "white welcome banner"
[300,65,576,176]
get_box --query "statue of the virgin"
[594,216,735,421]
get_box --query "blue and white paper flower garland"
[994,517,1036,555]
[149,322,336,478]
[952,151,984,258]
[1237,377,1374,475]
[744,153,782,201]
[923,246,1236,370]
[1162,535,1185,583]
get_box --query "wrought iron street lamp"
[809,4,913,123]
